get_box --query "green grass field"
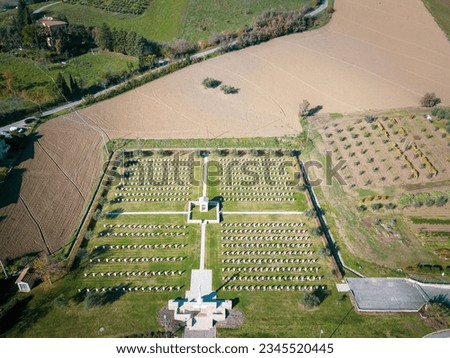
[44,0,314,42]
[423,0,450,38]
[0,51,137,117]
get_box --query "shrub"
[319,247,331,257]
[202,77,222,89]
[84,230,94,240]
[220,85,239,94]
[53,294,67,308]
[364,115,375,123]
[431,107,440,116]
[84,292,103,309]
[301,288,330,309]
[301,292,320,308]
[421,92,441,107]
[371,203,383,210]
[93,209,103,221]
[169,39,199,58]
[436,109,446,120]
[435,196,448,207]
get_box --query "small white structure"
[0,139,10,160]
[168,269,232,337]
[15,267,35,293]
[199,196,209,212]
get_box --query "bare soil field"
[2,0,450,259]
[74,0,450,139]
[0,118,104,258]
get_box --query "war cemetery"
[75,149,329,337]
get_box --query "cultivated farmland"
[307,109,450,278]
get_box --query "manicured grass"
[423,0,450,38]
[191,205,217,221]
[217,288,432,338]
[45,0,314,42]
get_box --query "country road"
[1,0,329,133]
[32,1,61,15]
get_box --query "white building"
[15,267,35,293]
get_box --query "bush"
[301,288,330,309]
[220,85,239,94]
[431,107,440,116]
[0,166,8,182]
[421,92,441,107]
[435,196,448,207]
[84,292,103,309]
[202,77,222,89]
[53,294,67,308]
[436,109,446,120]
[371,203,383,210]
[319,247,331,257]
[302,293,321,308]
[364,115,375,123]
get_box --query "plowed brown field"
[1,0,450,259]
[0,118,104,258]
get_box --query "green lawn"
[45,0,314,42]
[423,0,450,38]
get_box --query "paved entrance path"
[199,222,207,270]
[202,155,208,197]
[347,278,450,312]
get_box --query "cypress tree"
[69,74,79,97]
[56,72,71,98]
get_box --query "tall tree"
[3,70,15,93]
[69,74,79,97]
[55,72,71,98]
[16,0,32,34]
[21,24,37,47]
[95,23,113,51]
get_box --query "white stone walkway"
[202,155,208,197]
[199,222,207,270]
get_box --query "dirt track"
[1,0,450,259]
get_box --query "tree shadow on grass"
[0,296,33,335]
[0,277,18,306]
[0,294,50,336]
[74,283,132,308]
[211,195,224,210]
